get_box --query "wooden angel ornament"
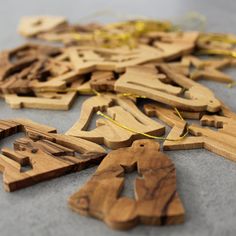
[69,139,185,230]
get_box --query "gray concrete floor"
[0,0,236,235]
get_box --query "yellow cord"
[96,107,189,141]
[198,49,236,58]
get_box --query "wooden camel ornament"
[66,94,165,149]
[0,119,106,191]
[144,103,236,163]
[69,139,185,230]
[115,64,221,112]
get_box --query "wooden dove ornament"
[69,139,185,230]
[66,94,165,149]
[0,119,106,191]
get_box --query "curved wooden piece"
[69,139,185,230]
[66,95,165,149]
[0,119,106,191]
[115,64,221,112]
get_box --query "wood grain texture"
[4,81,82,110]
[115,64,221,112]
[0,119,106,191]
[144,103,236,163]
[69,139,185,230]
[90,71,117,92]
[66,94,165,149]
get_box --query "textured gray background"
[0,0,236,236]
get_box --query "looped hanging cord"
[96,107,189,141]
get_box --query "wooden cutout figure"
[67,45,163,74]
[115,64,221,112]
[181,56,233,84]
[18,16,67,37]
[0,43,62,82]
[4,81,82,110]
[144,31,199,60]
[197,33,236,55]
[0,119,106,191]
[0,44,74,95]
[69,139,185,230]
[66,94,165,149]
[90,71,117,92]
[144,103,236,163]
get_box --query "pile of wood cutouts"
[0,15,235,230]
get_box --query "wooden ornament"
[0,44,66,94]
[152,31,199,60]
[69,139,185,230]
[4,81,83,110]
[0,119,106,191]
[90,71,117,92]
[66,94,165,149]
[67,45,163,74]
[181,56,233,83]
[144,103,236,163]
[18,16,67,37]
[115,64,221,112]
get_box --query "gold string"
[226,82,236,88]
[35,88,96,94]
[118,93,146,99]
[198,49,236,58]
[96,108,189,141]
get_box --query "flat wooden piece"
[90,71,117,92]
[66,45,163,74]
[181,56,233,83]
[18,16,67,37]
[115,64,221,112]
[69,139,185,230]
[66,94,165,149]
[144,103,236,163]
[4,81,82,110]
[0,119,106,191]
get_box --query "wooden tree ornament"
[69,139,185,230]
[115,64,221,112]
[66,94,165,149]
[144,103,236,163]
[0,119,106,191]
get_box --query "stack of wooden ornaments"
[0,15,235,230]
